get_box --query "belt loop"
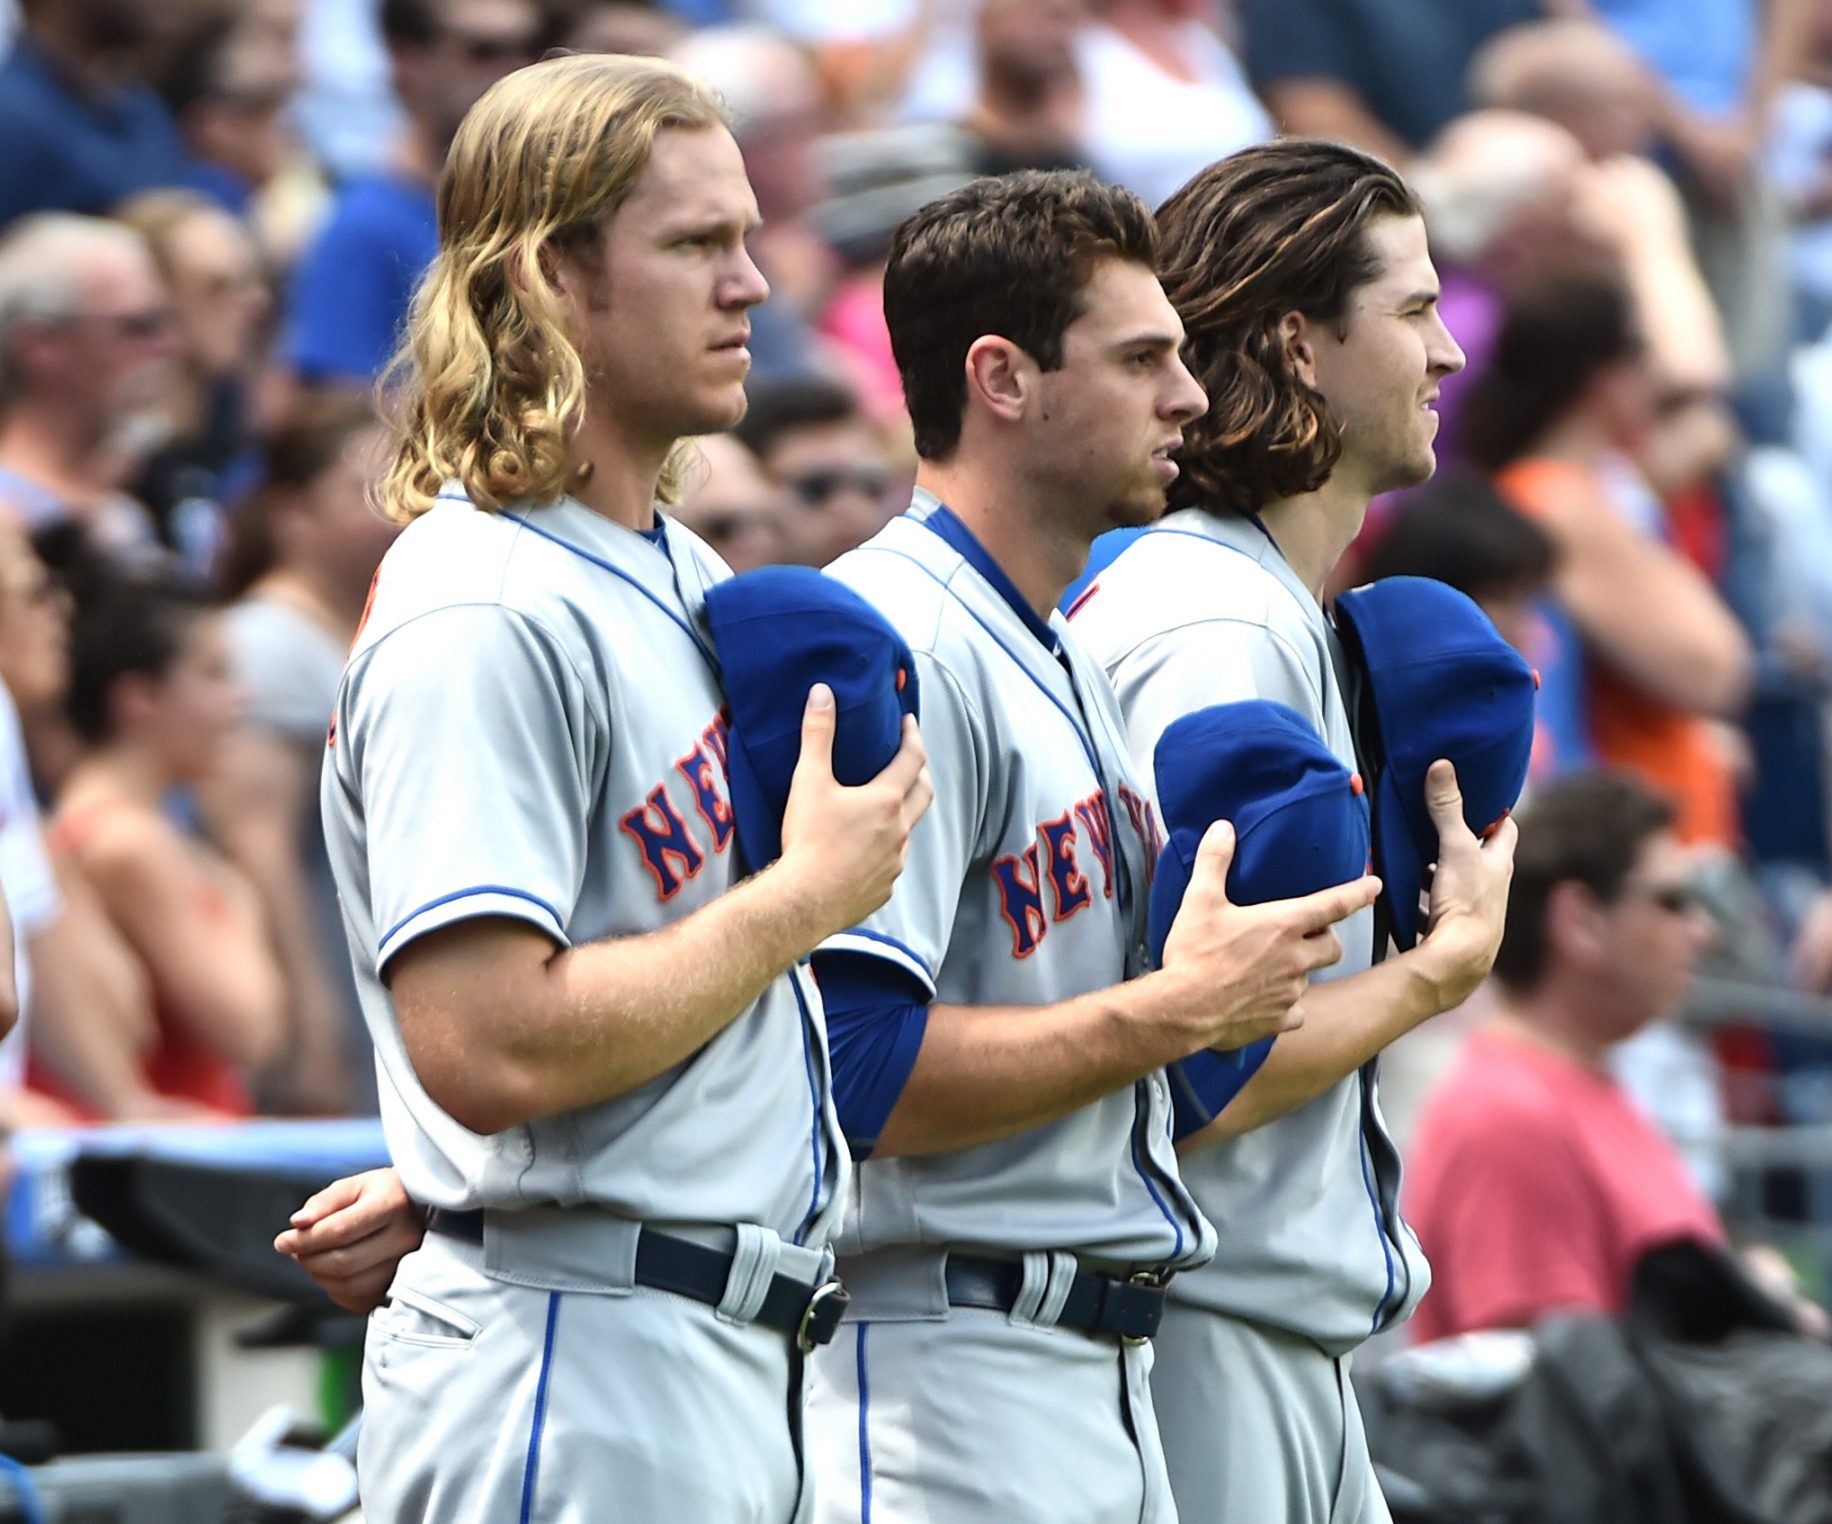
[1008,1250,1076,1330]
[716,1222,783,1326]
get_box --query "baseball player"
[1069,140,1518,1524]
[801,169,1380,1524]
[304,55,928,1524]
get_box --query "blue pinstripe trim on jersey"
[1129,1081,1185,1261]
[856,1323,874,1524]
[518,1291,562,1524]
[455,504,715,663]
[863,544,1105,784]
[377,884,564,956]
[827,928,935,984]
[789,973,825,1247]
[1355,1096,1397,1336]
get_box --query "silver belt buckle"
[796,1279,849,1353]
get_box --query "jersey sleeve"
[818,652,987,997]
[338,604,601,972]
[1110,618,1323,793]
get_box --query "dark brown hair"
[1460,269,1640,473]
[221,392,382,596]
[1491,770,1677,992]
[884,169,1158,461]
[1156,140,1420,517]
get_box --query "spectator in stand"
[117,190,273,575]
[668,433,789,574]
[0,527,195,1125]
[151,0,304,220]
[1078,0,1270,208]
[1766,0,1832,338]
[1404,771,1730,1342]
[1465,271,1753,848]
[281,0,541,388]
[958,0,1089,175]
[1469,14,1788,394]
[0,0,189,229]
[732,377,903,567]
[0,214,180,562]
[204,397,396,1116]
[1239,0,1544,162]
[560,1,684,57]
[32,575,284,1120]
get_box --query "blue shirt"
[283,173,438,383]
[1590,0,1754,117]
[1240,0,1543,149]
[0,39,189,226]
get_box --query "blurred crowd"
[3,0,1832,1324]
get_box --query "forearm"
[410,860,839,1134]
[1181,954,1445,1147]
[1261,81,1416,167]
[874,972,1194,1157]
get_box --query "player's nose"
[1162,356,1208,424]
[722,247,770,309]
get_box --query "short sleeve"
[225,602,340,738]
[818,652,986,996]
[338,604,600,971]
[1110,619,1323,797]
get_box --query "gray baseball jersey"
[804,492,1210,1524]
[1069,506,1428,1524]
[325,488,847,1521]
[1070,506,1428,1349]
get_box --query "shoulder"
[827,538,954,657]
[1413,1034,1575,1157]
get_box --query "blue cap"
[1147,700,1371,971]
[704,565,920,872]
[1332,576,1536,951]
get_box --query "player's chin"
[1106,481,1172,529]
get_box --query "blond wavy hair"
[377,53,727,523]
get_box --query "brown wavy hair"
[377,53,726,523]
[1156,140,1420,517]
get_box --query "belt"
[944,1253,1168,1343]
[425,1209,850,1351]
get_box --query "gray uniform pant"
[1151,1303,1390,1524]
[806,1304,1174,1524]
[358,1228,815,1524]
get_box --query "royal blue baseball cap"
[705,565,920,872]
[1148,701,1371,1132]
[1147,700,1371,971]
[1332,575,1536,952]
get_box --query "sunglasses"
[788,464,892,508]
[698,510,775,542]
[1624,880,1701,915]
[58,307,177,342]
[448,29,541,65]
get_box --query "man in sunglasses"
[1403,769,1731,1341]
[736,378,903,569]
[283,0,543,388]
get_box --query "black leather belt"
[425,1209,850,1351]
[944,1253,1168,1343]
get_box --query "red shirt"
[1404,1026,1724,1344]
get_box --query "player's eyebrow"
[1111,329,1184,355]
[1398,288,1440,309]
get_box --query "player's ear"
[963,335,1030,427]
[1277,311,1318,390]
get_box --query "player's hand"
[273,1167,425,1315]
[1158,821,1381,1053]
[776,684,933,942]
[1414,760,1517,1010]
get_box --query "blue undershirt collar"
[915,499,1060,652]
